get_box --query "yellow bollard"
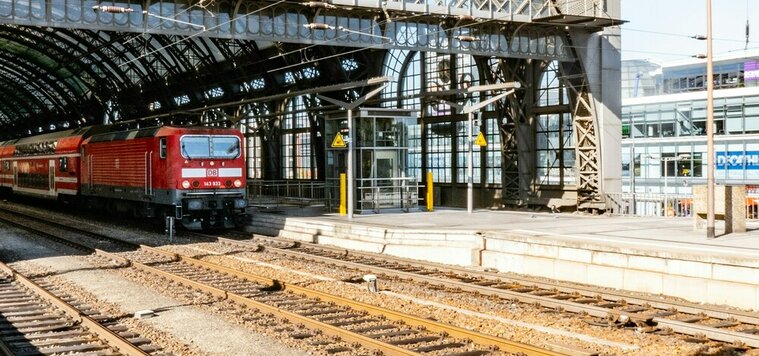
[426,171,434,212]
[339,173,347,216]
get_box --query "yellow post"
[426,171,434,212]
[339,173,347,216]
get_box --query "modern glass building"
[621,51,759,201]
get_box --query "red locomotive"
[0,125,248,229]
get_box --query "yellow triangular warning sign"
[331,132,347,148]
[475,131,487,147]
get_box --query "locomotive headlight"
[234,199,248,209]
[234,179,242,188]
[182,180,191,189]
[187,199,203,211]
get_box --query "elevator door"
[374,150,398,182]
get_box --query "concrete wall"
[571,20,623,196]
[481,231,759,311]
[247,213,759,310]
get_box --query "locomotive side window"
[59,157,68,172]
[180,136,240,159]
[159,137,167,159]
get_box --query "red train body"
[0,125,248,229]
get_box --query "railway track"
[190,231,759,351]
[0,260,165,356]
[0,207,565,356]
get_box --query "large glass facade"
[621,54,759,195]
[622,95,759,140]
[535,61,574,186]
[281,96,314,179]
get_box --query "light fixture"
[304,23,393,42]
[92,4,206,30]
[92,5,133,13]
[456,35,479,42]
[303,23,331,30]
[302,1,336,8]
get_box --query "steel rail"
[103,250,418,356]
[0,213,414,355]
[0,208,565,356]
[214,234,759,348]
[218,236,641,320]
[137,245,564,356]
[0,261,150,356]
[0,338,13,356]
[242,233,759,325]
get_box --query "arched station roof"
[0,0,622,140]
[0,22,379,139]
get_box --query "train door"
[11,161,17,191]
[145,151,153,196]
[49,159,55,196]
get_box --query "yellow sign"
[475,131,487,147]
[331,132,347,148]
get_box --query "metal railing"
[605,192,759,220]
[247,180,326,207]
[356,177,421,213]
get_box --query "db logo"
[206,168,219,177]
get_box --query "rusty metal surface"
[0,261,151,356]
[212,232,759,349]
[0,207,564,356]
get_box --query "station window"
[159,138,167,159]
[3,161,9,171]
[59,157,68,172]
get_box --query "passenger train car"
[0,125,248,229]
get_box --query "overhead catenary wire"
[118,0,290,68]
[623,27,759,45]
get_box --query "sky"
[620,0,758,64]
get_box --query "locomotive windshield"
[180,135,240,159]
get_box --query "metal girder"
[0,75,38,119]
[492,57,531,205]
[0,29,87,105]
[560,60,602,210]
[0,0,616,60]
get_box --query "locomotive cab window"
[159,137,167,159]
[59,157,68,172]
[180,135,240,159]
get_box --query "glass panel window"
[485,117,501,184]
[537,61,564,107]
[281,96,314,179]
[536,113,573,185]
[211,137,240,158]
[407,122,422,180]
[247,135,262,179]
[427,123,452,183]
[159,138,167,158]
[181,136,240,159]
[181,136,210,158]
[456,121,481,184]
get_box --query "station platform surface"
[271,208,759,256]
[245,207,759,310]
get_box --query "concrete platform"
[243,208,759,311]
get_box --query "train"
[0,125,248,230]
